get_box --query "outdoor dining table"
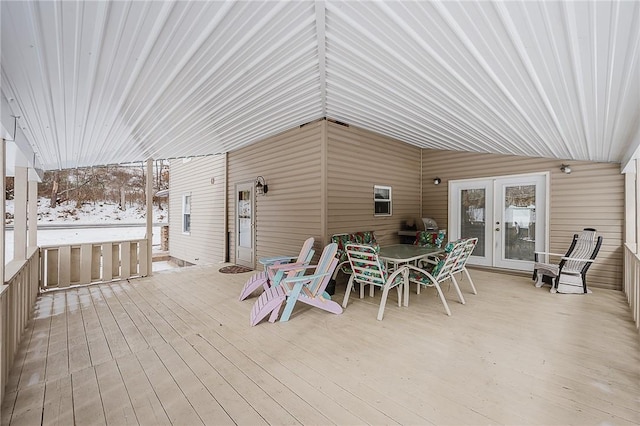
[378,244,444,306]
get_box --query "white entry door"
[236,182,254,267]
[449,173,547,271]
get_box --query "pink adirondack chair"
[250,243,342,326]
[238,237,315,301]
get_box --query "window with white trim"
[374,185,392,216]
[182,194,191,234]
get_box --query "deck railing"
[39,239,149,290]
[1,247,40,406]
[624,244,640,332]
[1,238,149,404]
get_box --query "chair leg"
[450,275,466,305]
[268,302,282,322]
[279,283,304,322]
[535,274,545,288]
[377,286,392,320]
[463,268,477,295]
[395,285,402,307]
[342,276,355,308]
[433,284,452,316]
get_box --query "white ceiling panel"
[1,0,639,171]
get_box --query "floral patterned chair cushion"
[413,230,447,248]
[331,231,378,275]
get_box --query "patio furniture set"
[239,230,479,325]
[239,227,603,325]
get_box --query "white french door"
[449,173,547,271]
[235,182,254,267]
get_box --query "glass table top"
[378,244,443,263]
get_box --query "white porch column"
[636,160,640,256]
[1,139,5,275]
[146,159,153,276]
[13,166,27,261]
[625,164,637,252]
[0,139,4,408]
[28,178,37,248]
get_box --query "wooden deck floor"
[1,265,639,425]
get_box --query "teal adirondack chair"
[239,237,315,301]
[250,243,342,326]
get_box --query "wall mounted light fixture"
[255,176,268,195]
[560,164,572,174]
[433,177,441,185]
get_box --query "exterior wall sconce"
[560,164,572,174]
[433,177,441,185]
[255,176,268,195]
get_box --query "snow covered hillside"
[6,198,167,225]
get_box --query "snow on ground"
[5,198,169,267]
[5,197,167,224]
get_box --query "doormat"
[219,265,253,274]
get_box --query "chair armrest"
[260,255,297,265]
[386,265,409,285]
[561,257,595,262]
[534,251,565,257]
[282,271,331,285]
[270,263,316,273]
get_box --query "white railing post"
[0,137,5,413]
[14,166,27,261]
[28,178,38,249]
[146,159,153,276]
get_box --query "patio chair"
[532,228,603,294]
[406,239,468,316]
[342,244,408,321]
[239,237,315,301]
[450,237,478,295]
[250,243,342,325]
[414,229,448,268]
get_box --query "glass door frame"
[448,172,549,271]
[235,181,255,268]
[493,174,547,270]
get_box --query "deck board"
[42,376,74,426]
[2,265,639,425]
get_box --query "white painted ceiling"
[1,0,639,171]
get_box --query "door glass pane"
[460,189,485,257]
[238,190,251,248]
[504,185,536,261]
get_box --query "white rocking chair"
[532,228,603,294]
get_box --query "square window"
[374,185,392,216]
[182,194,191,233]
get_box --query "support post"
[28,178,38,248]
[146,159,153,276]
[1,139,5,276]
[13,166,27,261]
[0,138,4,419]
[636,159,640,256]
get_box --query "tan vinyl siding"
[327,123,421,246]
[422,149,623,290]
[168,155,226,265]
[227,122,324,267]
